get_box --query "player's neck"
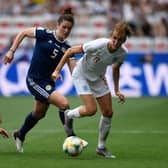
[55,30,65,42]
[107,42,118,53]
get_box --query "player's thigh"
[96,93,113,117]
[80,94,97,113]
[48,90,69,109]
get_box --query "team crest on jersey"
[45,85,52,91]
[93,56,100,63]
[61,47,66,53]
[83,85,89,91]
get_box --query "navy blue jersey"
[28,27,71,82]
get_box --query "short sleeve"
[83,38,109,53]
[35,27,52,40]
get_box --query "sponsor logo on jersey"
[83,85,89,92]
[48,40,53,44]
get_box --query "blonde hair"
[110,21,132,42]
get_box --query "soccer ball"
[62,136,84,156]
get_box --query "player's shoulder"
[87,38,109,47]
[95,38,110,43]
[64,39,71,47]
[36,27,54,34]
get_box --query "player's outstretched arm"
[52,45,83,82]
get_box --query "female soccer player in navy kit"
[52,21,131,158]
[3,8,87,153]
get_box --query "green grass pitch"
[0,96,168,168]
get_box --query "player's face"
[110,30,125,50]
[57,21,73,41]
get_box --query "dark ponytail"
[63,8,73,15]
[57,8,75,26]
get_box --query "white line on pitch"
[9,129,167,134]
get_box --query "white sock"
[67,107,81,119]
[98,115,112,149]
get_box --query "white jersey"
[76,38,128,81]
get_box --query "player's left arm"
[3,28,35,65]
[112,62,125,103]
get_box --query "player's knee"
[59,100,69,110]
[103,109,113,118]
[86,107,97,116]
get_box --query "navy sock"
[19,112,39,141]
[58,109,76,137]
[58,109,65,125]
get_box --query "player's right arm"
[3,27,35,65]
[52,45,83,82]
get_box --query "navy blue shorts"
[26,77,55,103]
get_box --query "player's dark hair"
[57,8,75,26]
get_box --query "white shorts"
[72,67,110,98]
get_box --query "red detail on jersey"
[93,56,100,63]
[80,44,84,52]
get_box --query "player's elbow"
[66,48,77,57]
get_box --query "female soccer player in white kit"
[52,21,131,158]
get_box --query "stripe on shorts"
[28,78,49,98]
